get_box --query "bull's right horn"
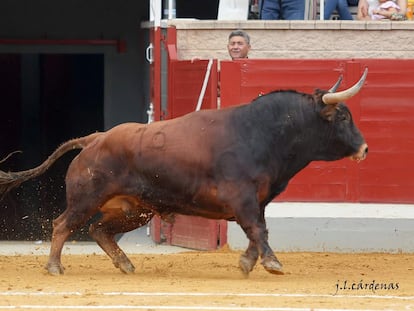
[322,67,368,105]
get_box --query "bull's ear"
[320,104,337,122]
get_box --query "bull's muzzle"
[350,143,368,162]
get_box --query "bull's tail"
[0,132,102,199]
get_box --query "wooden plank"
[170,215,220,250]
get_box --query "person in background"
[260,0,305,20]
[357,0,407,19]
[227,29,251,60]
[191,30,251,62]
[371,0,401,19]
[324,0,356,19]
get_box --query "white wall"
[228,203,414,253]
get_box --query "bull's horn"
[322,67,368,105]
[328,75,343,93]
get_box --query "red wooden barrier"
[168,59,218,118]
[150,57,226,250]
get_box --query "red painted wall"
[168,59,218,118]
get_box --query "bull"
[0,69,368,276]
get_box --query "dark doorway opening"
[0,53,104,241]
[176,0,220,19]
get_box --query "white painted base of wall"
[227,203,414,253]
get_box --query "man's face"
[227,35,250,60]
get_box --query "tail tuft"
[0,150,22,165]
[0,170,28,200]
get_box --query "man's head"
[227,30,251,60]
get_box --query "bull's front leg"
[235,199,283,276]
[239,240,259,275]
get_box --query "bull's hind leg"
[46,208,96,275]
[89,196,153,274]
[46,213,71,275]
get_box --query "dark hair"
[228,30,250,45]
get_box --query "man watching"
[227,30,251,60]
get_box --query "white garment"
[367,0,380,16]
[367,0,400,19]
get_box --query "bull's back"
[72,109,236,197]
[134,109,237,165]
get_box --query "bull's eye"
[339,112,351,122]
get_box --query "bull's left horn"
[322,67,368,105]
[328,75,343,93]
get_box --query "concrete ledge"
[154,19,414,31]
[140,19,414,60]
[227,203,414,253]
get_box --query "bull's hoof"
[45,263,65,276]
[261,256,284,275]
[116,260,135,274]
[239,253,257,276]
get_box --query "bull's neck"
[232,99,322,180]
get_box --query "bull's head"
[321,68,369,162]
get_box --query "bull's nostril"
[365,147,368,154]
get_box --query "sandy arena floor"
[0,247,413,310]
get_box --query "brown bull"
[0,69,369,276]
